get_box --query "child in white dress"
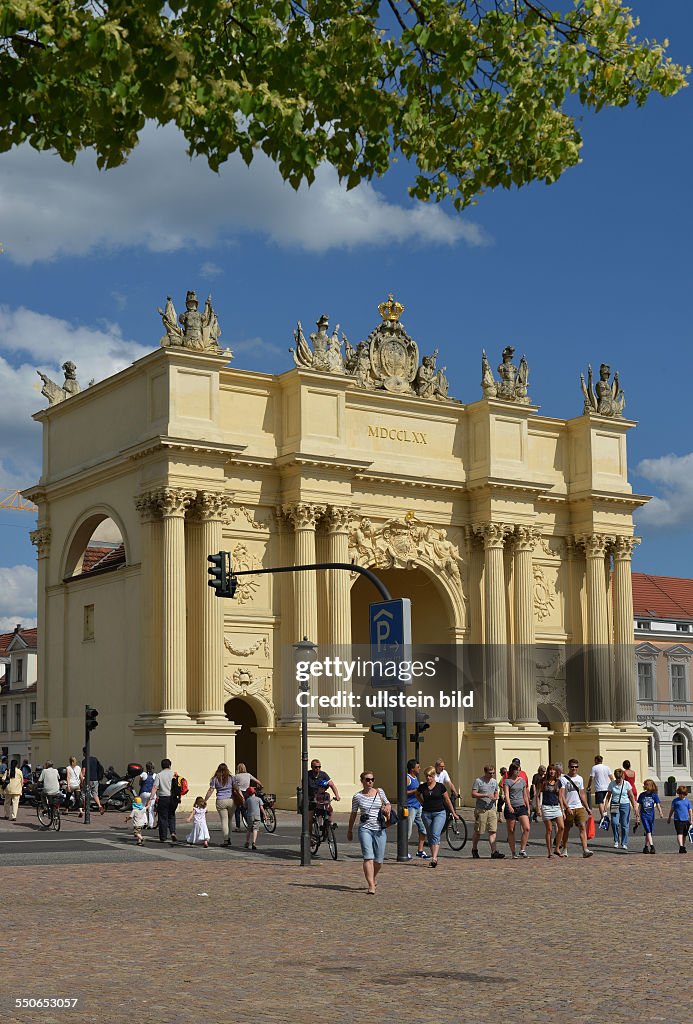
[186,796,210,848]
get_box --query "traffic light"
[371,709,394,740]
[207,551,228,595]
[85,706,99,732]
[410,712,430,744]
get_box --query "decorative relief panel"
[223,635,271,659]
[227,505,272,532]
[535,646,568,720]
[533,564,557,621]
[230,543,263,604]
[348,512,464,588]
[223,666,275,712]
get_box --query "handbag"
[586,814,596,840]
[375,789,396,828]
[599,815,610,831]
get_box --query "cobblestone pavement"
[2,822,692,1024]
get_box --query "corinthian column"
[135,496,162,717]
[187,491,228,720]
[512,526,538,723]
[156,488,195,718]
[323,505,354,721]
[477,523,511,722]
[283,502,325,721]
[579,533,611,724]
[612,536,639,724]
[29,527,51,726]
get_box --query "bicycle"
[37,791,62,831]
[445,797,467,851]
[256,787,277,834]
[310,805,338,859]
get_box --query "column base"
[462,723,551,791]
[131,717,240,809]
[271,721,369,809]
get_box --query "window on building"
[647,733,656,769]
[14,704,21,732]
[676,624,690,633]
[83,604,95,641]
[672,731,687,768]
[637,661,654,701]
[636,620,651,630]
[671,663,687,703]
[0,705,6,732]
[30,702,36,725]
[16,658,23,683]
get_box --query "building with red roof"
[0,624,38,766]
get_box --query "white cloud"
[0,565,38,628]
[0,124,489,264]
[200,261,223,278]
[0,306,149,485]
[635,452,693,529]
[232,336,283,358]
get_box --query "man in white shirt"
[560,759,593,858]
[587,755,613,822]
[434,759,459,803]
[38,761,62,811]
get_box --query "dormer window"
[636,620,651,630]
[676,624,690,633]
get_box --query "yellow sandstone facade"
[26,298,648,805]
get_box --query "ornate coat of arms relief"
[348,512,463,587]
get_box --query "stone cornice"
[465,477,547,496]
[353,469,463,492]
[275,452,372,473]
[568,489,650,509]
[123,435,247,462]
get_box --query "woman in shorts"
[503,763,531,859]
[536,764,565,858]
[347,771,390,894]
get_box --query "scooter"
[92,774,134,812]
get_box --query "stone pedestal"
[271,721,368,809]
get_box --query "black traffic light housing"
[85,706,99,732]
[371,709,394,740]
[410,711,430,744]
[207,551,238,598]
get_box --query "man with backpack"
[81,746,106,815]
[148,758,179,843]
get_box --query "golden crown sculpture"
[378,293,404,322]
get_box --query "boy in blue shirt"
[637,779,663,854]
[667,785,693,853]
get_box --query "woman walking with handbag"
[347,771,391,894]
[536,764,566,858]
[604,767,637,852]
[204,763,237,847]
[3,760,23,821]
[65,756,82,815]
[417,766,459,868]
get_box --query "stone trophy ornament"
[290,315,346,373]
[158,290,223,353]
[37,361,82,406]
[580,363,625,417]
[292,295,451,400]
[480,346,530,404]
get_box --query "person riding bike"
[306,760,341,829]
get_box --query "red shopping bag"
[586,815,596,840]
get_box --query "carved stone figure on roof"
[480,345,531,404]
[37,361,82,406]
[290,314,346,374]
[158,290,223,353]
[580,363,625,417]
[414,349,449,401]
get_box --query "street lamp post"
[293,635,318,866]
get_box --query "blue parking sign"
[369,598,412,684]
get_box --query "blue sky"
[0,1,692,629]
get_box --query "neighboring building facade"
[0,625,38,765]
[24,294,647,805]
[634,573,693,788]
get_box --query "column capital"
[612,535,641,562]
[322,505,352,534]
[188,490,229,522]
[474,522,513,550]
[575,533,612,558]
[511,525,540,553]
[151,487,196,519]
[30,527,51,557]
[282,502,326,531]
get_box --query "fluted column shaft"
[277,511,297,720]
[29,527,52,724]
[188,492,227,720]
[158,489,194,718]
[613,536,639,724]
[284,503,325,721]
[478,524,511,722]
[513,527,537,723]
[135,498,162,716]
[581,533,611,724]
[324,506,354,722]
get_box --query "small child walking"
[125,796,148,846]
[186,796,210,848]
[667,785,693,854]
[244,787,265,850]
[637,779,663,854]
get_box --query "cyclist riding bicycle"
[306,760,341,829]
[38,760,62,812]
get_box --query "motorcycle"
[90,773,134,812]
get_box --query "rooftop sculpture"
[37,361,82,406]
[158,290,223,353]
[291,295,450,401]
[580,363,625,418]
[481,346,530,404]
